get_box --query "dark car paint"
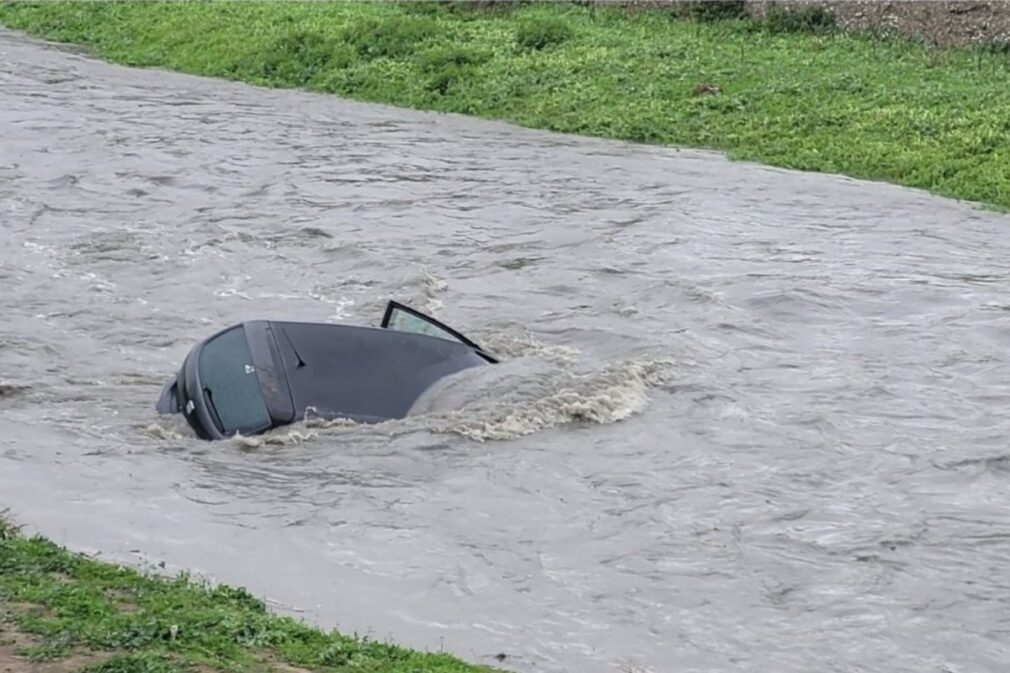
[156,302,495,440]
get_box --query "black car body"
[156,301,497,440]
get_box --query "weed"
[0,511,22,540]
[515,15,574,50]
[763,4,837,35]
[686,0,748,22]
[343,14,438,60]
[402,1,530,17]
[239,30,354,87]
[978,37,1010,57]
[419,44,492,71]
[16,642,72,662]
[81,653,185,673]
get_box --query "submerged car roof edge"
[273,318,497,361]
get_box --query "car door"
[380,301,498,363]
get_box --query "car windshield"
[197,326,271,436]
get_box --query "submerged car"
[156,301,497,440]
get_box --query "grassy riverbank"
[0,517,499,673]
[1,0,1009,211]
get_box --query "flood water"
[3,29,1010,673]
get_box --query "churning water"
[2,30,1009,673]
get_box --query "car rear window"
[197,326,271,436]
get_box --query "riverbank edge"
[0,1,1008,213]
[0,513,503,673]
[0,0,1005,213]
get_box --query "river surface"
[2,29,1010,673]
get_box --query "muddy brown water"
[2,30,1010,673]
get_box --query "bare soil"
[605,0,1010,47]
[0,625,104,673]
[749,0,1010,47]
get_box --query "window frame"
[380,301,498,363]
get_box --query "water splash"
[427,357,674,442]
[231,428,319,449]
[476,326,580,365]
[142,421,189,441]
[422,268,446,314]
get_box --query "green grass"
[1,0,1009,210]
[0,518,500,673]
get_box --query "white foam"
[429,357,673,442]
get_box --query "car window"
[384,306,466,344]
[197,326,272,436]
[381,301,498,363]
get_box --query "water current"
[2,30,1009,673]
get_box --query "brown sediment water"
[2,29,1010,673]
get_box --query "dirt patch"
[749,0,1010,47]
[0,626,105,673]
[101,590,139,615]
[598,0,1010,48]
[1,604,52,621]
[259,651,316,673]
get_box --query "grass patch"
[0,518,500,673]
[0,511,23,540]
[0,0,1008,210]
[79,652,185,673]
[515,14,574,50]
